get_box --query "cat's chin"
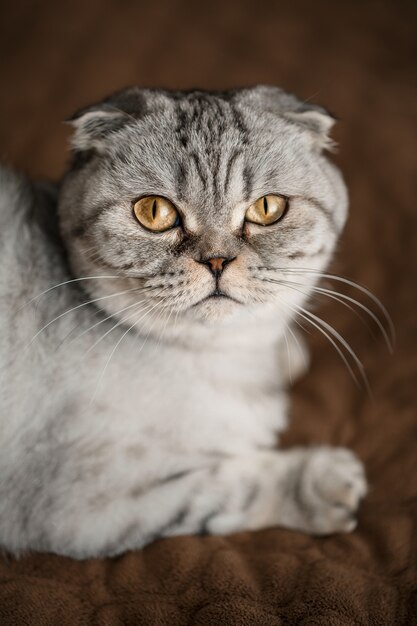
[186,294,243,323]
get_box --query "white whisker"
[283,279,392,352]
[155,299,176,350]
[62,284,168,346]
[89,296,170,404]
[294,303,370,394]
[277,267,395,345]
[267,276,380,346]
[26,285,144,348]
[85,291,170,355]
[20,275,124,309]
[286,323,309,371]
[283,330,293,385]
[265,279,369,392]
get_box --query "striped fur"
[0,87,366,558]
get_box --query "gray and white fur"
[0,86,367,558]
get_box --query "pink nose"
[207,257,227,273]
[197,256,236,276]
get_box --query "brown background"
[1,0,416,624]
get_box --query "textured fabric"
[0,0,416,624]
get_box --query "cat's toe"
[300,447,368,534]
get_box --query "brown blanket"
[1,0,416,623]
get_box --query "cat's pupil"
[263,197,268,215]
[152,199,157,219]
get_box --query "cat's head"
[59,86,347,335]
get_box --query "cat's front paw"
[298,447,367,535]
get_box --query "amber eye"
[245,194,288,226]
[133,196,180,232]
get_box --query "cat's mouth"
[193,289,242,307]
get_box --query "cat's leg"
[18,446,365,558]
[194,446,367,538]
[40,445,366,557]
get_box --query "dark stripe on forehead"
[213,98,227,133]
[230,103,249,145]
[242,165,254,202]
[176,161,187,200]
[224,149,243,195]
[212,145,222,204]
[173,96,250,202]
[175,106,189,148]
[176,95,228,135]
[190,152,207,190]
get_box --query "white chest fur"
[76,320,289,456]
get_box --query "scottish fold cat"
[0,86,368,558]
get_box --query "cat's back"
[0,165,61,274]
[0,167,72,424]
[0,166,32,263]
[0,166,64,345]
[0,165,29,222]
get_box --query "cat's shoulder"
[0,165,64,292]
[0,165,32,223]
[0,164,60,245]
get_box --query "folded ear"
[285,104,336,151]
[66,106,129,152]
[66,87,146,152]
[241,85,337,151]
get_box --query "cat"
[0,86,367,559]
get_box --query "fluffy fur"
[0,86,366,558]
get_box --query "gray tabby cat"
[0,86,367,558]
